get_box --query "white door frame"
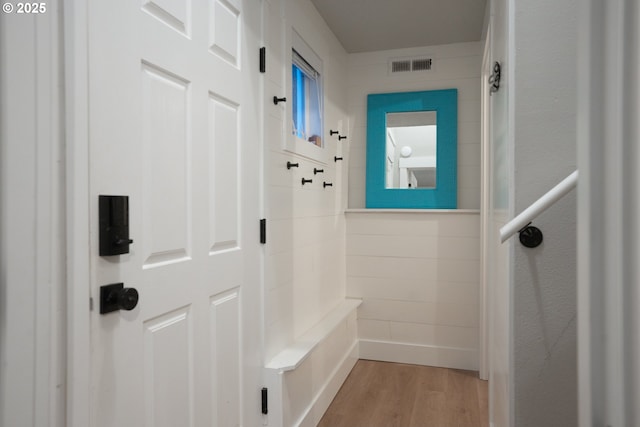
[1,2,65,425]
[577,0,640,425]
[63,0,91,425]
[479,25,492,382]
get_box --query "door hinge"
[260,219,266,244]
[259,47,266,73]
[261,387,268,414]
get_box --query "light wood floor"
[318,360,488,427]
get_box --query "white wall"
[344,42,483,374]
[346,211,481,370]
[0,8,65,427]
[511,0,578,425]
[262,0,354,425]
[486,0,578,426]
[347,42,483,209]
[263,0,350,362]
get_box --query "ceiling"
[309,0,488,53]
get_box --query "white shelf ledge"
[345,209,480,214]
[265,298,362,373]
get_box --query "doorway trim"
[479,24,492,382]
[63,0,91,425]
[577,0,640,424]
[1,2,66,424]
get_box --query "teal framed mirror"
[366,89,457,208]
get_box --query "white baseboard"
[359,339,478,371]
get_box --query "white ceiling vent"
[389,56,434,74]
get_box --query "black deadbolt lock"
[100,283,139,314]
[99,195,134,256]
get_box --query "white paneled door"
[87,1,261,426]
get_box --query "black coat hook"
[301,178,312,185]
[334,156,343,162]
[273,96,287,105]
[314,168,324,175]
[338,135,347,141]
[330,130,339,136]
[287,161,299,169]
[323,182,333,188]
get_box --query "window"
[292,50,322,147]
[285,31,326,163]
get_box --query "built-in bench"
[263,298,362,427]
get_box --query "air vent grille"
[412,58,433,71]
[389,56,434,74]
[391,60,411,73]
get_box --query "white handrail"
[500,170,578,243]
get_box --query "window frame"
[292,50,321,145]
[285,30,327,164]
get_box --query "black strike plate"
[99,195,133,256]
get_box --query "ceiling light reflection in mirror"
[385,111,437,189]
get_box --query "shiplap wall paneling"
[346,211,481,371]
[263,0,349,363]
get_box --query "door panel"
[210,0,240,65]
[140,63,191,267]
[143,307,194,427]
[88,1,260,426]
[142,0,190,35]
[210,289,241,426]
[208,93,240,253]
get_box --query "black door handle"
[100,283,139,314]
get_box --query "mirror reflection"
[385,111,437,189]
